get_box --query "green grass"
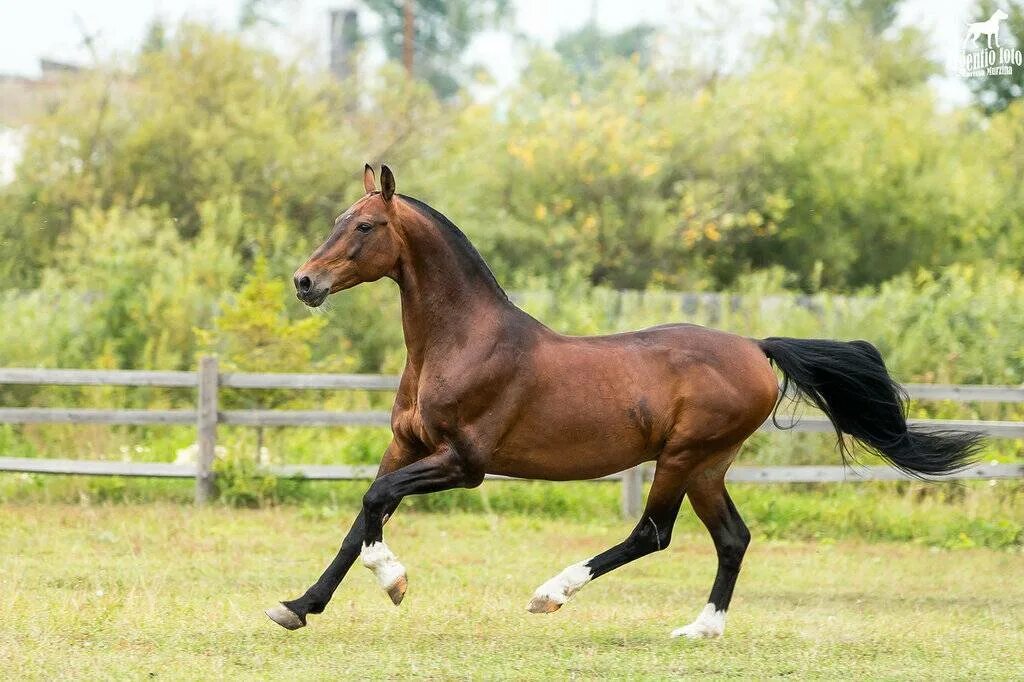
[2,505,1022,680]
[4,475,1022,550]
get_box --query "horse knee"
[634,516,673,553]
[738,523,751,549]
[362,482,390,514]
[717,525,750,569]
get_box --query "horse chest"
[391,375,468,449]
[416,384,462,431]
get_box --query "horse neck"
[392,203,512,366]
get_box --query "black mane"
[399,194,508,300]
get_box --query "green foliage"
[554,23,656,76]
[767,0,939,90]
[141,16,168,53]
[211,450,305,507]
[196,258,330,374]
[4,21,1023,295]
[2,25,354,287]
[434,29,1001,290]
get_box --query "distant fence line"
[509,290,859,313]
[508,290,864,328]
[0,360,1021,516]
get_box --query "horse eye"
[357,222,373,233]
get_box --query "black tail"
[759,337,984,478]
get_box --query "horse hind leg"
[671,463,750,639]
[526,458,690,613]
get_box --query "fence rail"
[2,408,1020,434]
[1,360,1021,515]
[2,366,1021,401]
[3,457,1019,483]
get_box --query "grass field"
[2,504,1023,680]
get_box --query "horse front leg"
[265,440,412,630]
[358,443,482,603]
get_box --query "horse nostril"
[297,276,312,294]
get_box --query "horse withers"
[267,165,982,638]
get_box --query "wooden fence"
[1,359,1022,516]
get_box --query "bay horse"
[267,165,981,638]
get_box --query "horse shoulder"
[415,334,531,441]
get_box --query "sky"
[0,0,985,105]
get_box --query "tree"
[238,0,284,29]
[765,0,938,89]
[2,26,357,287]
[361,0,512,98]
[967,0,1024,115]
[831,0,900,34]
[141,17,168,54]
[196,257,329,376]
[554,23,656,78]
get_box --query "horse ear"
[363,164,376,193]
[380,165,396,203]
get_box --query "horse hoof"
[386,575,408,606]
[670,604,726,639]
[265,603,305,630]
[526,595,562,614]
[670,624,721,640]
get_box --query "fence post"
[620,465,644,519]
[195,356,219,505]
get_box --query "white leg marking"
[671,603,727,639]
[527,560,593,613]
[360,541,407,601]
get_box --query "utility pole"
[402,0,414,75]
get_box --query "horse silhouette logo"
[964,9,1009,49]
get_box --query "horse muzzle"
[293,270,330,307]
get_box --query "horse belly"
[487,392,660,481]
